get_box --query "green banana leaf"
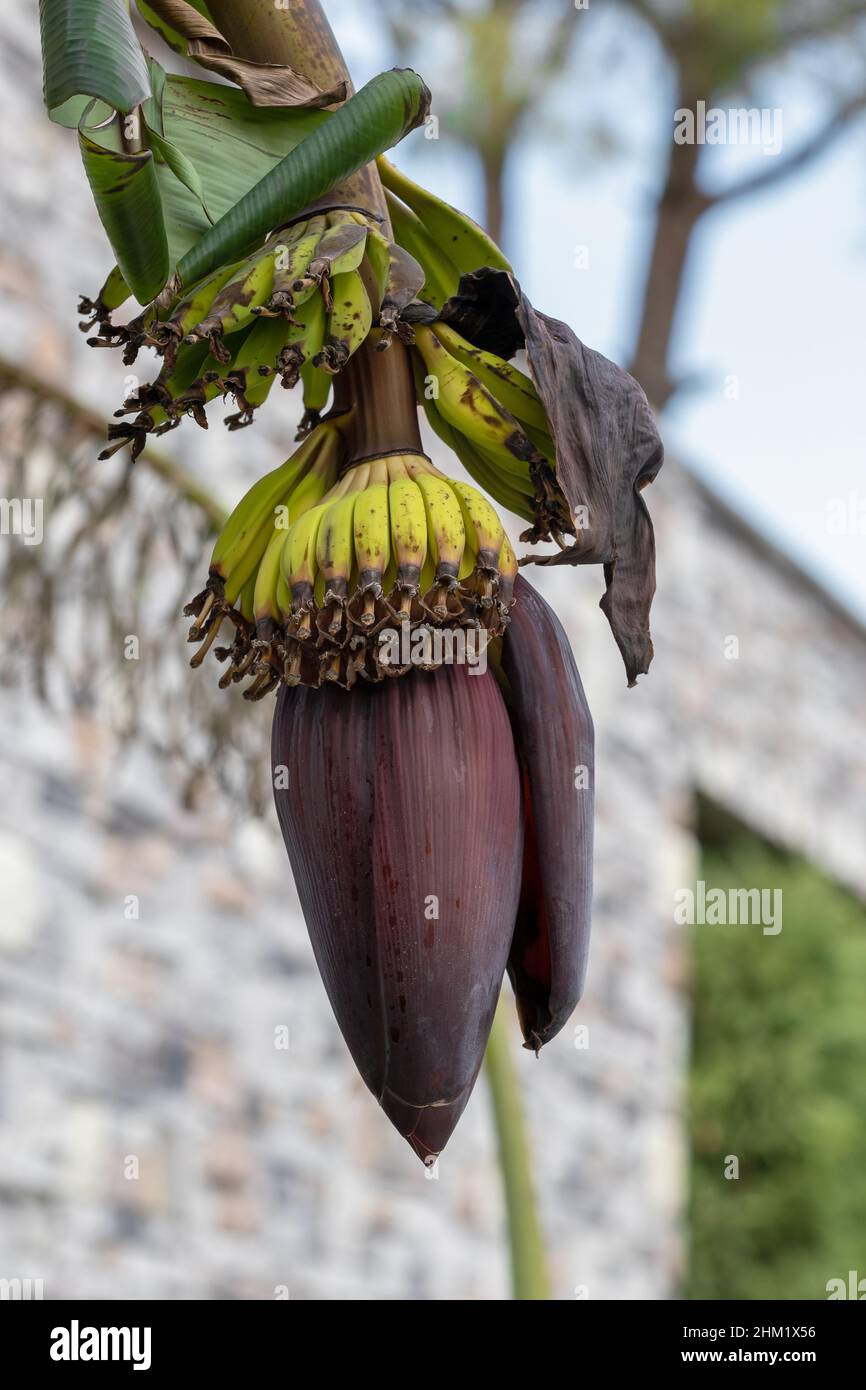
[144,122,214,226]
[160,77,329,225]
[135,0,347,107]
[76,64,336,303]
[176,68,432,289]
[40,0,152,125]
[79,110,169,303]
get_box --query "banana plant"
[38,0,665,1295]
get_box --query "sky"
[328,0,866,621]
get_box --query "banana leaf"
[136,0,347,107]
[79,109,169,303]
[40,0,152,125]
[160,77,330,225]
[176,68,432,289]
[76,64,337,302]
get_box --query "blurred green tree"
[688,806,866,1300]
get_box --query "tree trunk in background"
[483,147,507,249]
[626,133,708,409]
[479,103,706,408]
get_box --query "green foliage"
[79,118,169,302]
[40,0,151,124]
[688,819,866,1300]
[175,69,431,288]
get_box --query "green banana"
[413,325,539,475]
[314,267,372,374]
[364,225,426,344]
[416,381,537,524]
[150,260,243,365]
[256,215,327,318]
[213,313,292,428]
[388,473,428,614]
[432,320,552,444]
[265,290,327,393]
[186,242,277,362]
[384,190,460,310]
[378,156,511,276]
[296,213,369,308]
[205,425,332,600]
[452,480,505,590]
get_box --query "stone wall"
[2,0,865,1301]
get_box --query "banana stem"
[484,997,552,1300]
[207,0,390,229]
[337,334,423,465]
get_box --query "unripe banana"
[276,571,292,620]
[300,358,332,431]
[362,225,392,309]
[353,482,391,594]
[388,473,428,616]
[260,289,327,396]
[413,363,537,524]
[432,321,552,442]
[253,519,291,630]
[283,427,343,525]
[413,325,539,473]
[384,191,460,310]
[207,426,330,597]
[151,260,242,364]
[364,226,426,342]
[114,338,211,422]
[498,533,519,608]
[378,156,511,276]
[297,215,368,308]
[282,500,330,642]
[315,490,360,645]
[452,480,505,589]
[187,243,276,362]
[215,313,292,428]
[315,268,372,374]
[256,216,326,318]
[238,575,256,625]
[415,473,465,583]
[316,492,359,595]
[416,472,467,621]
[78,264,130,331]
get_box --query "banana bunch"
[90,168,573,550]
[376,155,511,309]
[183,419,346,694]
[87,206,429,456]
[371,161,575,545]
[409,323,573,546]
[185,445,517,697]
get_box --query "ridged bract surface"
[502,575,594,1049]
[272,664,522,1161]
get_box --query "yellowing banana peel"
[185,444,517,698]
